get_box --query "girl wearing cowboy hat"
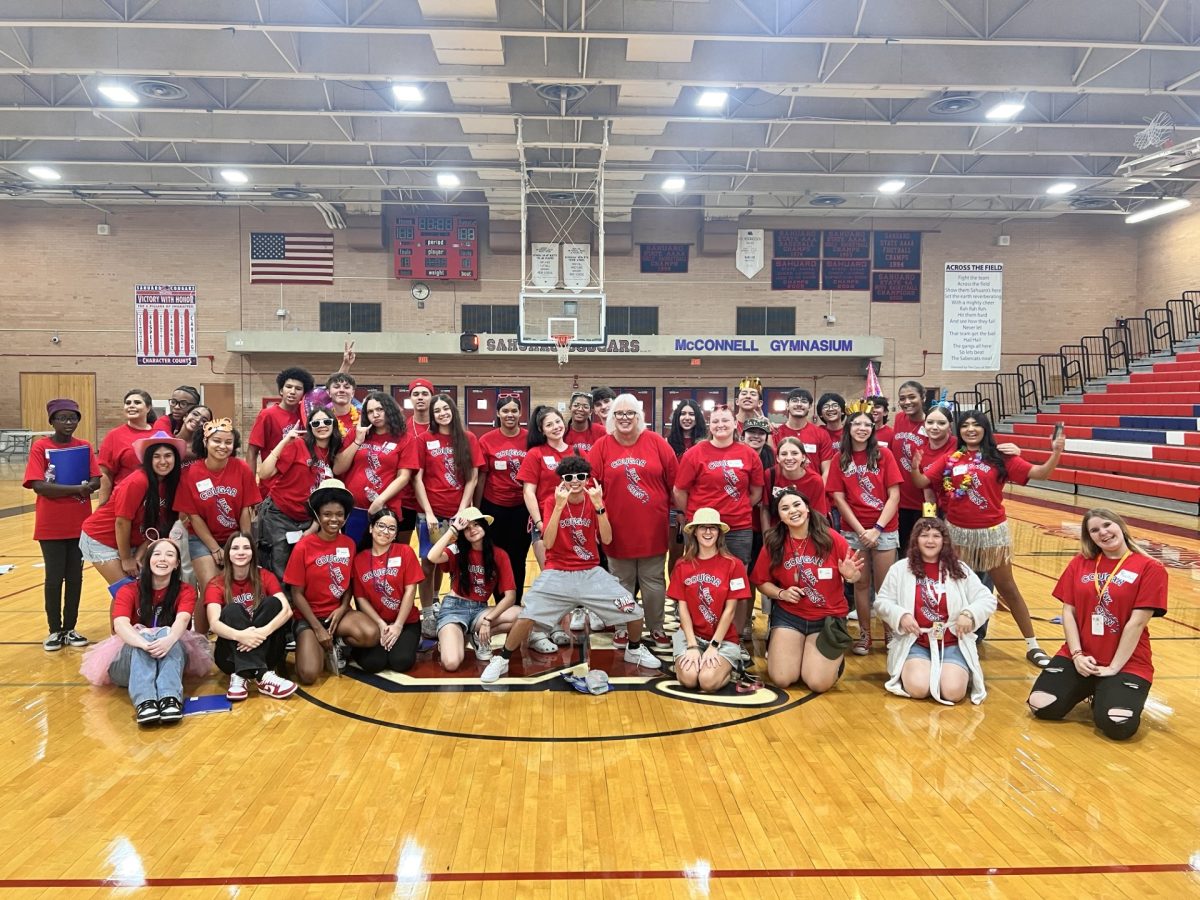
[668,508,750,693]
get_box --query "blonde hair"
[1079,507,1145,559]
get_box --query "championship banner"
[942,263,1003,371]
[135,284,196,367]
[531,242,559,290]
[563,243,591,291]
[736,228,764,278]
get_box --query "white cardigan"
[873,560,998,705]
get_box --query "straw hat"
[307,478,354,516]
[683,507,729,534]
[456,506,494,527]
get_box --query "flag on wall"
[135,284,196,367]
[249,232,334,284]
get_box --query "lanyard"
[1093,551,1130,602]
[786,535,812,584]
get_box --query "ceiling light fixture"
[27,166,61,181]
[220,169,249,184]
[877,179,906,194]
[1045,181,1077,195]
[696,90,728,109]
[436,172,461,188]
[98,83,139,105]
[1125,198,1190,224]
[985,99,1026,121]
[661,176,686,192]
[391,84,423,103]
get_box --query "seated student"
[427,507,520,672]
[668,508,750,693]
[284,479,378,684]
[350,509,425,674]
[480,455,663,683]
[205,532,297,701]
[873,518,996,705]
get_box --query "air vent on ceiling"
[535,83,590,104]
[1070,197,1112,210]
[271,188,314,200]
[928,93,980,115]
[133,80,188,101]
[809,195,847,207]
[546,192,576,203]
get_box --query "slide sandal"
[1026,648,1052,668]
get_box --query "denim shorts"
[769,603,834,636]
[841,528,900,552]
[187,534,213,559]
[670,628,741,667]
[906,641,968,670]
[436,594,488,633]
[724,528,754,569]
[78,531,120,564]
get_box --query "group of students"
[23,365,1168,739]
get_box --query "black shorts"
[768,604,832,636]
[396,507,417,533]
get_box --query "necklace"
[785,533,812,584]
[942,449,980,499]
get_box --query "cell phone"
[1052,423,1064,442]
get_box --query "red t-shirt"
[917,438,957,511]
[174,458,261,546]
[517,444,571,509]
[112,581,198,627]
[416,431,484,519]
[284,533,356,620]
[99,423,152,487]
[588,431,679,559]
[891,415,927,510]
[674,441,766,531]
[268,439,334,521]
[1052,552,1168,681]
[248,404,302,456]
[750,530,852,621]
[926,452,1031,529]
[914,561,956,648]
[478,428,529,507]
[775,422,834,465]
[564,422,607,454]
[874,424,895,450]
[404,415,433,438]
[342,431,420,514]
[826,447,903,532]
[24,436,100,541]
[442,542,517,602]
[203,568,283,613]
[542,496,602,571]
[81,470,166,549]
[352,545,424,625]
[765,465,829,521]
[667,554,750,645]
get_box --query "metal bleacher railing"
[953,293,1200,421]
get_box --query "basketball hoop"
[552,333,571,366]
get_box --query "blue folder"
[46,444,91,486]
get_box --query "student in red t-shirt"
[26,399,102,652]
[519,405,573,570]
[427,507,519,671]
[889,381,928,549]
[1029,508,1168,740]
[97,389,156,505]
[284,479,377,684]
[773,389,834,481]
[669,508,750,693]
[909,404,956,511]
[480,455,664,683]
[665,399,708,573]
[205,532,296,701]
[175,419,261,631]
[815,392,846,457]
[246,366,314,482]
[868,395,895,449]
[751,489,865,692]
[350,509,425,674]
[591,386,616,426]
[335,391,419,518]
[874,518,997,704]
[828,406,903,655]
[475,394,531,601]
[565,391,607,453]
[763,437,828,527]
[921,409,1064,668]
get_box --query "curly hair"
[362,391,407,438]
[276,367,315,395]
[905,517,967,580]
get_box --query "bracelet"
[594,506,606,515]
[687,645,698,650]
[1070,649,1083,658]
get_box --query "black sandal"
[1026,648,1052,668]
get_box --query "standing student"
[590,387,616,425]
[890,381,928,550]
[97,389,156,504]
[763,437,828,525]
[475,394,531,600]
[350,509,425,674]
[868,396,894,448]
[175,419,261,632]
[665,399,709,574]
[395,377,436,543]
[774,389,834,481]
[815,392,847,450]
[518,405,573,570]
[909,404,957,510]
[1028,508,1168,740]
[752,489,864,692]
[165,386,201,436]
[733,377,767,434]
[205,532,297,701]
[827,406,903,655]
[335,391,419,517]
[921,410,1063,668]
[565,391,606,453]
[428,508,520,671]
[589,394,679,648]
[246,367,314,480]
[669,508,749,693]
[26,399,101,651]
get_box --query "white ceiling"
[2,0,1200,220]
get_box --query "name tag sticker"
[285,530,302,545]
[727,459,744,469]
[1091,613,1105,636]
[953,464,969,476]
[426,440,440,450]
[1118,571,1138,584]
[494,460,507,470]
[384,442,396,452]
[803,443,817,453]
[387,556,403,568]
[818,567,833,580]
[730,578,745,591]
[195,478,213,492]
[336,547,350,558]
[544,457,558,468]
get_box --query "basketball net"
[553,334,571,366]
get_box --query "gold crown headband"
[845,398,875,417]
[736,376,763,394]
[203,417,234,437]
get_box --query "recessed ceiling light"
[27,166,61,181]
[1125,198,1190,224]
[877,179,906,194]
[696,90,728,109]
[98,83,139,105]
[220,169,249,184]
[436,172,460,188]
[985,100,1025,120]
[392,84,423,103]
[1045,181,1077,196]
[661,176,686,192]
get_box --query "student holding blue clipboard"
[24,399,101,652]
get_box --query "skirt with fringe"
[80,631,213,686]
[947,520,1012,572]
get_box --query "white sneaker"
[480,656,509,683]
[568,608,586,631]
[624,644,663,669]
[473,630,493,661]
[529,632,559,654]
[226,673,248,701]
[587,611,604,631]
[420,601,440,639]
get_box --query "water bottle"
[585,669,609,695]
[45,464,56,484]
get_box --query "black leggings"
[214,596,288,677]
[40,538,84,632]
[480,499,532,602]
[1029,660,1152,741]
[897,507,923,553]
[351,621,422,674]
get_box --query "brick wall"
[1135,204,1200,305]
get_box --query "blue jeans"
[108,627,186,706]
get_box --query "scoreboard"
[393,215,479,281]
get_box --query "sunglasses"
[560,472,589,482]
[310,419,334,427]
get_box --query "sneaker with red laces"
[226,673,249,701]
[852,632,871,656]
[611,628,629,650]
[256,671,297,699]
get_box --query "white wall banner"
[943,263,1003,371]
[736,229,764,279]
[563,243,591,291]
[530,242,560,290]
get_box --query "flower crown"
[845,398,875,417]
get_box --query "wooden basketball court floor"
[0,463,1196,898]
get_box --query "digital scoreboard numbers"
[393,216,480,281]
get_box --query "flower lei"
[942,449,979,499]
[336,403,360,438]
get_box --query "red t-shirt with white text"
[284,533,356,619]
[926,452,1031,529]
[668,553,750,644]
[775,421,834,465]
[891,415,928,510]
[204,568,283,613]
[352,545,424,624]
[443,542,517,602]
[175,458,261,546]
[342,431,420,514]
[914,561,956,648]
[674,440,765,531]
[417,431,484,519]
[826,447,903,532]
[750,530,851,621]
[564,422,607,454]
[478,428,529,508]
[588,431,678,558]
[542,496,602,571]
[268,440,334,521]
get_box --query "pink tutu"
[80,631,213,686]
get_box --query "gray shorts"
[519,567,644,628]
[842,528,900,552]
[79,531,120,564]
[671,628,741,667]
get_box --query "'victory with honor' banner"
[135,284,196,367]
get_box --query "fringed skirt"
[947,521,1012,572]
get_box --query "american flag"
[249,232,334,284]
